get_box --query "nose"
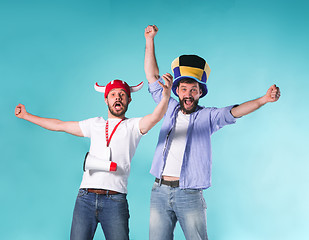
[184,89,192,97]
[115,93,122,100]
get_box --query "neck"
[107,112,125,120]
[180,109,190,115]
[179,107,196,115]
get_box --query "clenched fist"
[264,84,281,103]
[145,25,158,39]
[15,103,27,119]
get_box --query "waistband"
[155,178,179,188]
[81,188,120,195]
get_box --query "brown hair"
[178,78,203,90]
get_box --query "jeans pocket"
[183,188,200,194]
[151,182,159,192]
[109,193,127,203]
[77,189,88,197]
[201,194,207,209]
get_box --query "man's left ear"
[199,89,203,97]
[128,97,132,103]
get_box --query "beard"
[107,101,128,117]
[179,97,199,114]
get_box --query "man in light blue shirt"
[144,25,281,240]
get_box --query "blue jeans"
[149,182,208,240]
[70,189,129,240]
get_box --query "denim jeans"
[70,189,129,240]
[149,182,208,240]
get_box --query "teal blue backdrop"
[1,0,308,239]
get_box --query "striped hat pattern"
[171,55,211,98]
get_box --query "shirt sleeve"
[79,118,95,138]
[209,105,237,133]
[148,77,164,104]
[148,77,179,109]
[133,117,144,136]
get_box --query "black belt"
[155,178,179,188]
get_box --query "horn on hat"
[94,81,144,95]
[130,82,144,93]
[94,82,106,93]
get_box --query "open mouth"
[184,98,194,107]
[113,102,123,110]
[180,97,198,114]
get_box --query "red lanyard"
[105,119,124,147]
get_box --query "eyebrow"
[180,86,198,89]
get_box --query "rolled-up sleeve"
[148,78,164,104]
[209,105,237,133]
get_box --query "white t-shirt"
[162,111,190,177]
[79,117,142,193]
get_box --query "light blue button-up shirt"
[149,79,237,189]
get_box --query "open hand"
[158,73,173,98]
[145,25,158,39]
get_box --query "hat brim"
[172,76,208,98]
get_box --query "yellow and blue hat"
[171,55,211,98]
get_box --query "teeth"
[114,102,122,110]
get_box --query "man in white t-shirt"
[15,76,173,240]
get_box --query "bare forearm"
[231,96,268,118]
[22,112,83,136]
[139,68,172,134]
[139,95,169,134]
[231,84,281,118]
[145,73,173,125]
[23,112,67,131]
[15,103,84,136]
[145,38,160,83]
[150,95,169,123]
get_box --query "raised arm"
[15,103,84,137]
[139,73,172,134]
[231,84,281,118]
[144,25,160,84]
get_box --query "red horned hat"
[94,80,143,98]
